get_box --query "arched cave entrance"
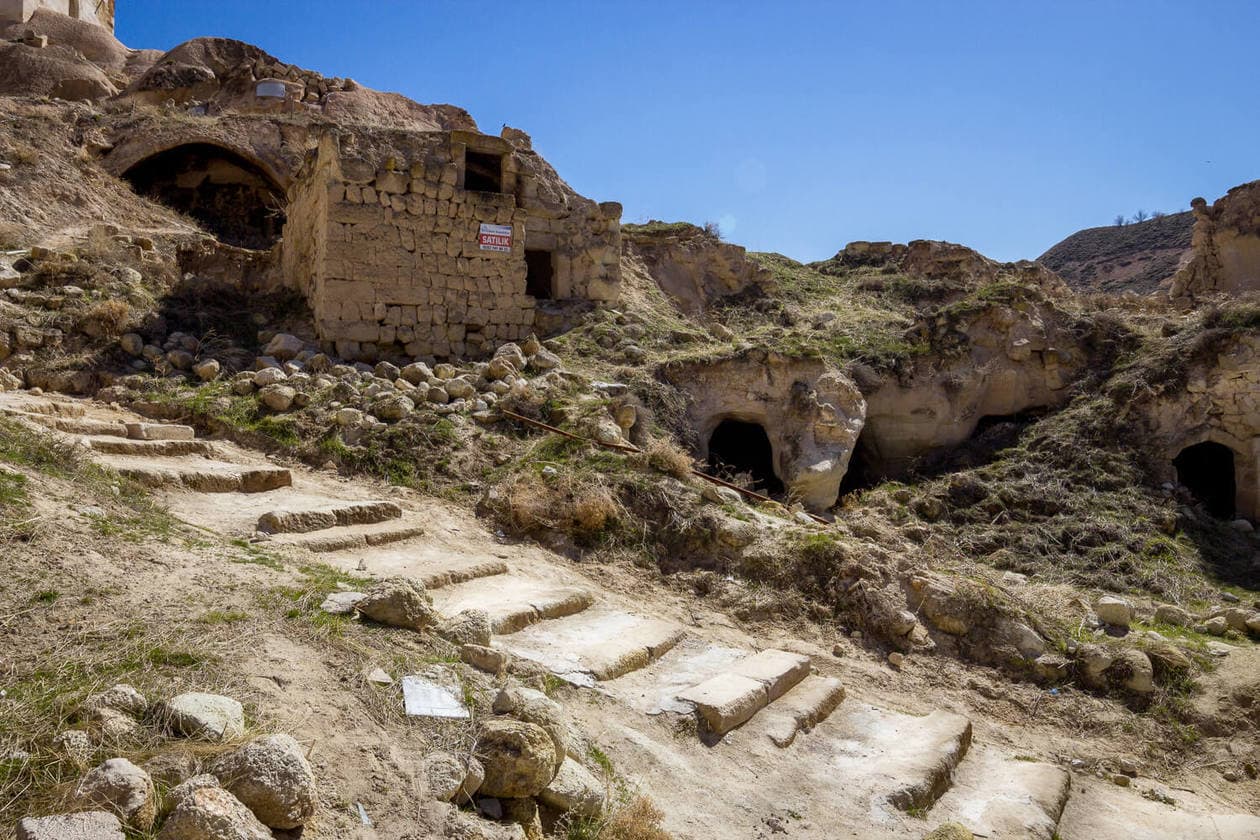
[1174,441,1237,519]
[122,144,285,250]
[707,419,784,496]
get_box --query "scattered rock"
[887,651,905,668]
[119,333,144,356]
[370,394,413,422]
[160,693,245,741]
[539,757,605,818]
[90,707,141,742]
[1112,648,1154,694]
[52,729,94,767]
[334,407,363,426]
[438,609,492,647]
[263,334,304,361]
[491,687,568,771]
[209,734,317,830]
[193,359,221,382]
[922,823,972,840]
[365,667,393,685]
[71,758,156,830]
[82,685,147,719]
[1205,616,1229,636]
[422,752,482,802]
[252,367,286,387]
[1112,773,1131,787]
[1095,595,1133,628]
[1154,604,1192,627]
[476,719,558,798]
[258,384,296,412]
[355,577,435,630]
[319,591,365,615]
[158,775,271,840]
[462,644,508,674]
[16,811,124,840]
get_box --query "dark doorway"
[122,144,285,250]
[525,249,555,299]
[708,419,783,496]
[1174,441,1237,519]
[465,150,503,193]
[839,434,879,496]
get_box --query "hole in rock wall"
[464,150,503,193]
[122,144,286,250]
[1174,441,1237,519]
[839,433,880,496]
[707,419,784,496]
[526,249,555,299]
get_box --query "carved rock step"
[741,674,846,748]
[677,649,812,736]
[268,520,425,552]
[1056,775,1260,840]
[929,749,1070,839]
[797,704,972,815]
[494,608,685,686]
[257,500,402,534]
[124,421,196,441]
[98,455,293,493]
[317,540,509,589]
[87,438,216,457]
[7,399,86,417]
[8,412,129,437]
[430,576,595,634]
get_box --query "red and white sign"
[478,223,512,252]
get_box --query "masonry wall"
[0,0,116,30]
[284,130,621,361]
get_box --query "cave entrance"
[525,249,555,299]
[1174,441,1237,519]
[707,419,783,496]
[122,144,285,250]
[464,149,503,193]
[839,433,880,496]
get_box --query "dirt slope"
[1038,211,1194,294]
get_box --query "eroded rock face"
[623,222,775,314]
[1171,182,1260,300]
[666,351,865,510]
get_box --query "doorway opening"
[1174,441,1237,519]
[464,150,503,193]
[707,419,783,496]
[525,249,555,299]
[122,143,285,250]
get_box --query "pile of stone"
[17,685,318,840]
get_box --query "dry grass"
[562,793,673,840]
[643,438,693,480]
[80,299,131,338]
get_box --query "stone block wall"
[0,0,115,30]
[283,129,621,360]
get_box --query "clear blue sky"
[116,1,1260,263]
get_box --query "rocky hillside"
[1038,212,1194,295]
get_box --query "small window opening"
[708,419,783,496]
[465,150,503,193]
[526,249,555,299]
[1174,441,1237,519]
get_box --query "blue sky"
[117,1,1260,263]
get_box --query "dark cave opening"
[707,419,784,497]
[1174,441,1237,519]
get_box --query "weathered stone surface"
[209,734,316,830]
[161,693,245,740]
[1154,604,1193,627]
[462,643,508,674]
[258,384,296,411]
[539,757,605,818]
[193,359,221,382]
[355,576,435,630]
[263,334,305,361]
[922,824,973,840]
[71,758,156,829]
[491,686,568,767]
[421,751,482,802]
[16,811,124,840]
[1111,648,1154,694]
[158,775,272,840]
[438,609,492,646]
[1095,595,1132,628]
[476,719,557,798]
[82,684,147,718]
[370,394,413,421]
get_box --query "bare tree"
[1151,210,1167,219]
[1114,215,1127,227]
[1133,209,1149,223]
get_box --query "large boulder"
[209,734,316,830]
[16,811,124,840]
[258,384,296,412]
[476,719,558,798]
[1111,648,1154,694]
[160,693,245,741]
[263,334,305,361]
[355,577,435,631]
[157,775,271,840]
[539,757,606,818]
[71,758,156,830]
[492,686,569,769]
[1095,596,1133,628]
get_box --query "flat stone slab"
[931,749,1070,839]
[87,437,215,456]
[270,520,425,552]
[601,638,747,716]
[13,412,128,437]
[729,649,812,702]
[16,810,124,840]
[744,674,846,747]
[125,421,196,441]
[430,576,595,634]
[257,500,402,534]
[799,704,973,815]
[1057,775,1260,840]
[495,608,685,685]
[160,692,245,740]
[401,675,469,719]
[320,591,366,615]
[678,671,769,735]
[320,541,508,589]
[101,456,292,493]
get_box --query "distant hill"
[1037,211,1193,294]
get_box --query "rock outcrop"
[1171,182,1260,300]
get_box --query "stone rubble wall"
[283,130,621,361]
[1171,181,1260,300]
[1144,334,1260,518]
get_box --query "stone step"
[13,400,86,417]
[929,750,1070,839]
[797,704,973,815]
[1056,775,1260,840]
[742,674,846,748]
[12,412,129,437]
[268,520,426,552]
[429,576,595,634]
[257,500,403,534]
[320,541,509,589]
[124,421,196,441]
[98,455,293,493]
[87,437,216,457]
[493,608,685,686]
[676,649,812,736]
[600,638,748,717]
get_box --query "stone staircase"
[5,390,1259,840]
